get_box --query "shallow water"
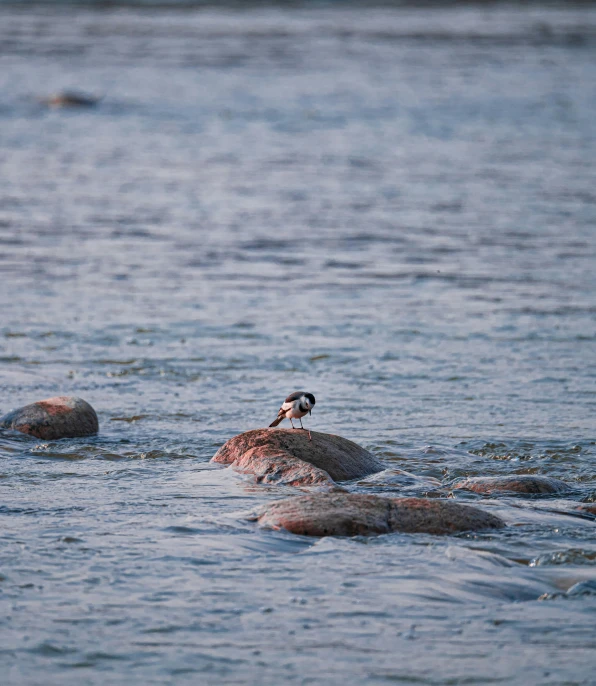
[1,2,596,684]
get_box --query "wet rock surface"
[231,447,340,488]
[0,396,99,440]
[452,474,572,495]
[212,428,384,486]
[575,504,596,516]
[253,492,506,537]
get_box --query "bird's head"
[303,393,316,414]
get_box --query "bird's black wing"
[284,391,305,403]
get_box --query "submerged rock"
[0,396,99,440]
[566,580,596,597]
[252,492,505,537]
[212,428,384,488]
[452,474,572,495]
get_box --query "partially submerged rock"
[0,396,99,440]
[40,91,100,108]
[575,504,596,516]
[212,428,383,488]
[452,474,572,496]
[252,492,505,537]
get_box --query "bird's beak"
[309,410,312,415]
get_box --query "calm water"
[1,2,596,684]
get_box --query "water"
[1,2,596,683]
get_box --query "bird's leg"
[290,418,295,429]
[299,417,304,429]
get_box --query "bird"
[269,391,316,431]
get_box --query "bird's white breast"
[283,398,307,419]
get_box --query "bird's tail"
[269,414,284,428]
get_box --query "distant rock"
[452,474,572,495]
[574,504,596,516]
[251,492,505,537]
[212,428,384,488]
[40,91,100,108]
[0,396,99,440]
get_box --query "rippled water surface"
[1,2,596,684]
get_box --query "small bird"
[269,391,316,432]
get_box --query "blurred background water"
[1,2,596,684]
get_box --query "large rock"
[252,492,505,537]
[212,428,384,488]
[452,474,572,495]
[0,396,99,440]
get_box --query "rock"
[575,504,596,516]
[0,396,99,440]
[230,447,340,488]
[252,492,505,537]
[40,91,100,108]
[212,428,384,487]
[452,475,572,495]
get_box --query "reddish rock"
[212,428,383,487]
[233,447,339,488]
[252,492,505,537]
[452,475,572,495]
[40,91,99,108]
[575,504,596,516]
[0,396,99,440]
